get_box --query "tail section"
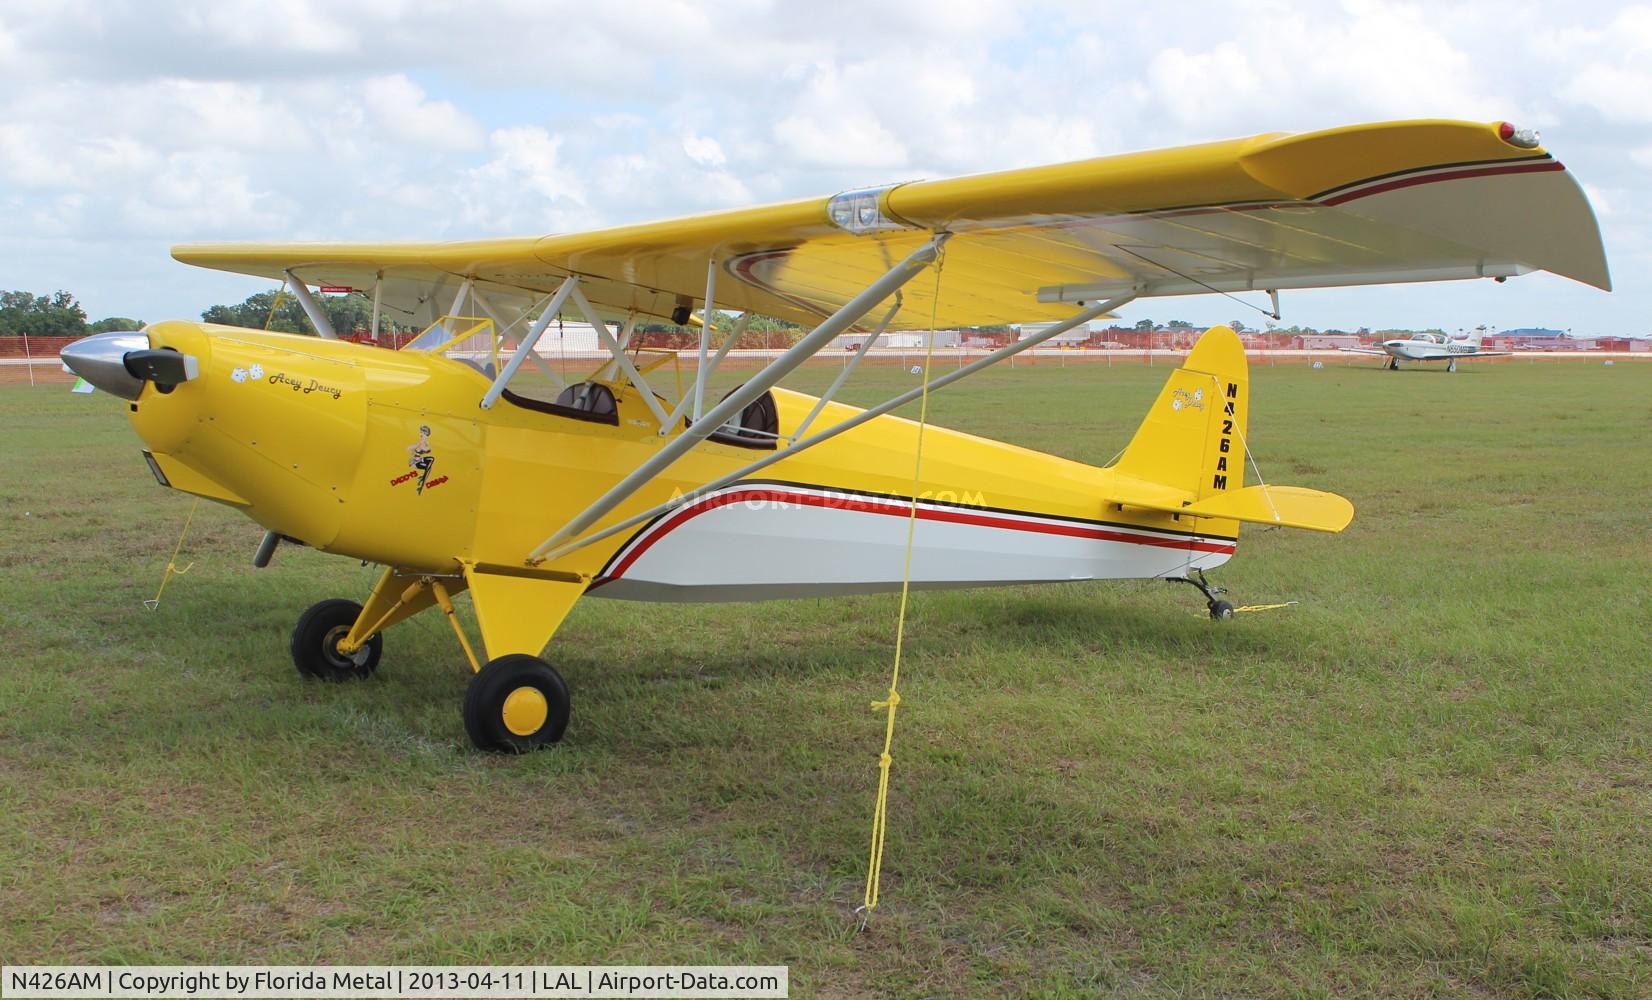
[1106,326,1352,533]
[1113,325,1250,504]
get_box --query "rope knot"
[878,752,892,768]
[870,689,901,712]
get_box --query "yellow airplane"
[62,119,1608,752]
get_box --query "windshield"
[405,316,520,379]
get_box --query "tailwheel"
[463,654,570,753]
[291,598,381,681]
[1170,570,1236,623]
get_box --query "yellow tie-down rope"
[145,498,200,610]
[1191,600,1300,618]
[264,285,287,330]
[857,247,946,929]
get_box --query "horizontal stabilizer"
[1182,485,1353,532]
[1105,481,1353,533]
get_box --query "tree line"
[0,290,142,338]
[200,289,387,336]
[0,287,818,348]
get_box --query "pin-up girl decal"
[407,425,435,494]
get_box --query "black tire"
[291,598,381,681]
[463,654,570,753]
[1208,599,1236,621]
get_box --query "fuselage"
[1381,334,1484,361]
[114,321,1236,601]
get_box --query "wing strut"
[660,311,750,433]
[793,298,902,440]
[569,283,673,428]
[283,271,337,339]
[694,257,717,422]
[528,286,1138,565]
[480,276,579,410]
[527,234,952,564]
[471,284,570,391]
[594,312,639,382]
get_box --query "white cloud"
[773,112,910,170]
[123,152,292,234]
[362,75,484,151]
[682,135,726,167]
[1563,64,1652,122]
[1582,182,1614,218]
[176,0,367,55]
[0,18,21,73]
[1147,1,1497,131]
[458,127,590,232]
[1555,6,1652,123]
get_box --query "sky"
[0,0,1646,335]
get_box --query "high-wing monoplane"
[61,120,1609,751]
[1341,328,1512,370]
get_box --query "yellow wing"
[172,119,1610,331]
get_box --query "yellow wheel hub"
[501,686,549,736]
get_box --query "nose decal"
[230,361,342,399]
[390,425,448,494]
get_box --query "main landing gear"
[1446,358,1458,373]
[1171,569,1235,620]
[1387,357,1400,371]
[289,579,572,754]
[291,599,382,681]
[463,654,571,753]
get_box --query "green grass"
[2,359,1649,998]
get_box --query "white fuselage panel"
[589,483,1235,602]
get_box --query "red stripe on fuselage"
[604,487,1236,580]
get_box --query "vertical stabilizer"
[1113,325,1250,504]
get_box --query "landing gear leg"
[455,566,589,753]
[1387,357,1399,371]
[1447,358,1457,373]
[1170,569,1235,620]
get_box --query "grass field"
[2,358,1649,998]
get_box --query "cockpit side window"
[502,380,620,425]
[707,386,779,449]
[555,382,617,417]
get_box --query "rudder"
[1113,325,1249,504]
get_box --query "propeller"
[60,332,199,399]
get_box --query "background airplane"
[1341,329,1511,370]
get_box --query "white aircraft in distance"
[1341,329,1510,371]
